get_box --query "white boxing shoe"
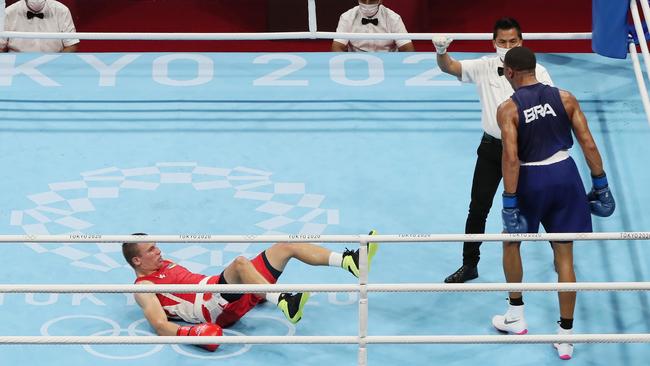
[492,304,528,335]
[553,327,574,360]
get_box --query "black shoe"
[444,265,478,283]
[341,230,379,278]
[278,292,310,324]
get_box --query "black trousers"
[463,133,503,267]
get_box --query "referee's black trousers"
[463,133,503,267]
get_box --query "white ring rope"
[0,1,640,356]
[3,232,647,351]
[3,233,646,349]
[307,0,318,35]
[0,0,590,41]
[630,42,650,125]
[320,32,592,41]
[0,334,649,345]
[1,282,650,293]
[631,0,650,78]
[0,232,648,243]
[0,31,592,41]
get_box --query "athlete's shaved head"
[504,46,536,73]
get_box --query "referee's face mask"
[358,0,381,18]
[26,0,47,12]
[493,28,522,61]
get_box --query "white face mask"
[26,0,47,12]
[495,46,510,61]
[358,3,380,18]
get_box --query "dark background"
[6,0,593,52]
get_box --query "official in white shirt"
[1,0,79,52]
[433,18,553,284]
[332,0,414,52]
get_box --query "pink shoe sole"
[554,344,572,360]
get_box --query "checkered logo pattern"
[9,162,339,273]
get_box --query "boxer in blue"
[491,47,615,360]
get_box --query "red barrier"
[5,0,592,52]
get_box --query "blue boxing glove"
[502,192,528,233]
[588,172,615,217]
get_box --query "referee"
[432,18,554,283]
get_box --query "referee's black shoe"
[444,265,478,283]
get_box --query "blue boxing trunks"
[518,156,592,234]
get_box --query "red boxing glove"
[177,323,223,352]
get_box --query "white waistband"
[194,277,211,322]
[520,150,570,166]
[198,276,229,323]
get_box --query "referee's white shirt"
[334,5,411,52]
[460,55,553,139]
[1,0,79,52]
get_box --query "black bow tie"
[497,67,504,76]
[361,18,378,26]
[27,11,44,19]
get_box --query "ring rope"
[2,282,650,293]
[307,0,317,34]
[0,0,640,361]
[3,234,645,350]
[0,31,592,41]
[1,334,649,345]
[1,232,649,243]
[0,5,639,355]
[630,40,650,123]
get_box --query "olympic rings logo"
[40,314,294,360]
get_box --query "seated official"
[332,0,414,52]
[1,0,79,52]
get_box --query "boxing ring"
[2,0,650,365]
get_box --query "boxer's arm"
[497,99,520,194]
[561,90,604,176]
[497,99,528,233]
[134,281,179,336]
[561,90,615,217]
